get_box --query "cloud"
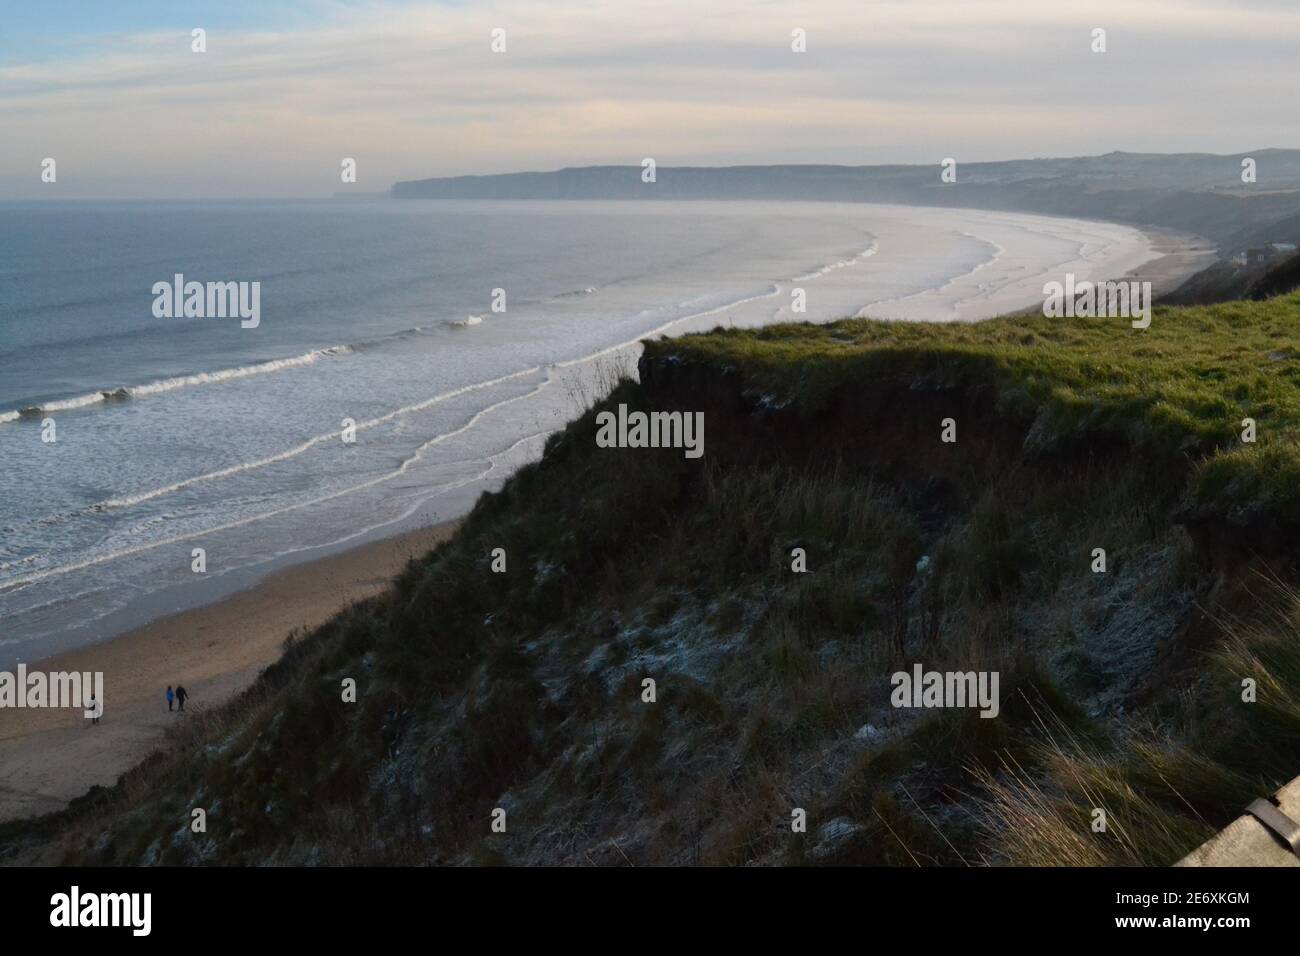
[0,0,1295,197]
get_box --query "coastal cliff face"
[8,295,1300,866]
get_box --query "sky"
[1,0,1297,198]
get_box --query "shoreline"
[1128,225,1219,297]
[0,520,457,824]
[0,213,1218,829]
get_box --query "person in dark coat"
[175,685,188,712]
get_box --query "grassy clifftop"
[8,293,1300,866]
[648,292,1300,531]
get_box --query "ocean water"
[0,199,1158,665]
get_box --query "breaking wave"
[3,346,353,423]
[791,242,878,281]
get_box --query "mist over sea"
[0,199,1157,664]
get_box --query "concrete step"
[1178,776,1300,866]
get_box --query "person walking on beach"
[166,685,174,712]
[175,685,188,712]
[88,694,100,725]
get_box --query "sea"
[0,198,1159,665]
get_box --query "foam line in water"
[0,369,558,592]
[2,346,353,424]
[791,242,878,281]
[88,364,547,513]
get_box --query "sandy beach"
[0,521,457,824]
[1129,226,1219,296]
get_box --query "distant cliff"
[392,150,1300,252]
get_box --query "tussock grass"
[978,580,1300,865]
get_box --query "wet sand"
[0,521,457,823]
[1129,226,1218,296]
